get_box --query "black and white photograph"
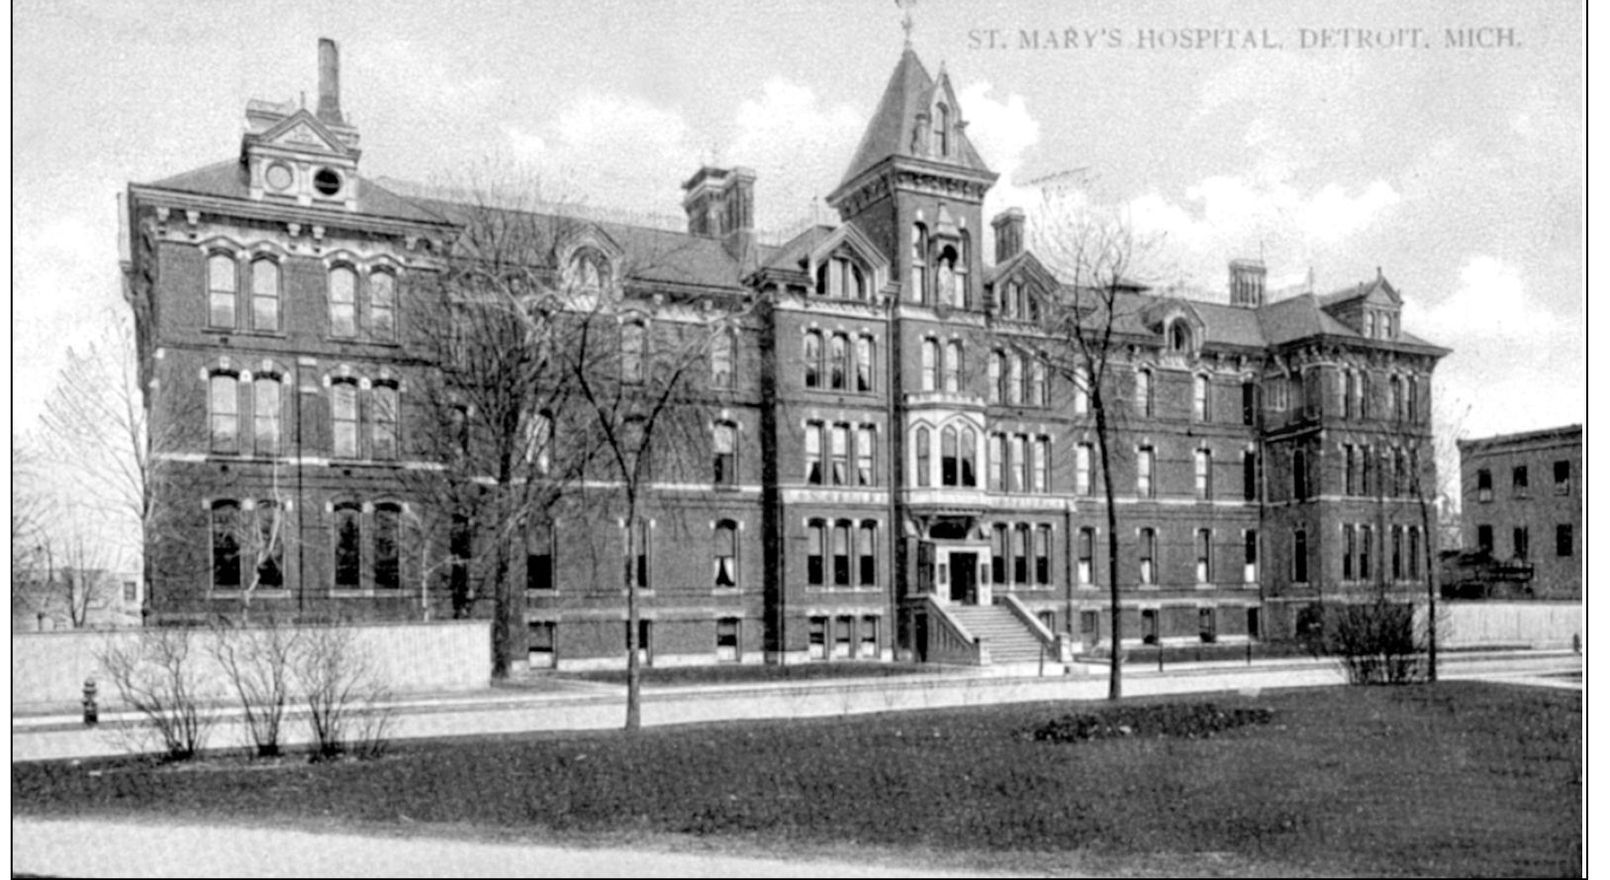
[12,0,1586,876]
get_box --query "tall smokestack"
[316,38,343,124]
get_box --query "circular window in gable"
[265,163,293,191]
[313,168,343,196]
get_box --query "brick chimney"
[1229,258,1267,308]
[991,208,1025,263]
[682,166,757,264]
[316,38,344,125]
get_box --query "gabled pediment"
[251,110,353,157]
[804,221,891,290]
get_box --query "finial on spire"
[896,0,916,49]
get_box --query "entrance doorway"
[949,552,978,604]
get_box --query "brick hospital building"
[123,40,1448,669]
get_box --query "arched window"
[803,331,822,388]
[328,266,357,338]
[988,433,1005,492]
[572,250,605,290]
[832,521,852,586]
[1390,375,1405,421]
[711,328,735,389]
[253,375,280,456]
[915,426,931,487]
[210,372,239,454]
[621,321,646,383]
[940,426,959,486]
[830,424,849,486]
[1193,374,1211,421]
[374,503,401,590]
[1032,436,1049,493]
[1010,435,1027,493]
[1293,448,1309,500]
[714,520,738,587]
[805,421,823,484]
[251,259,279,332]
[956,233,970,308]
[1073,366,1090,415]
[829,334,848,390]
[1006,353,1023,405]
[331,380,359,459]
[855,336,874,392]
[713,421,737,486]
[1013,524,1029,584]
[372,383,399,461]
[369,271,396,341]
[211,500,241,589]
[937,245,959,307]
[944,340,963,392]
[1358,371,1373,419]
[991,524,1009,584]
[1029,358,1047,408]
[851,263,867,300]
[858,522,877,585]
[1169,321,1191,353]
[910,224,928,303]
[523,409,553,473]
[988,351,1004,403]
[333,502,362,590]
[1135,368,1154,417]
[921,338,939,391]
[255,500,284,588]
[208,254,238,328]
[806,520,826,585]
[1293,529,1308,582]
[856,425,875,486]
[960,427,977,487]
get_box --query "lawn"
[12,682,1582,877]
[547,660,956,687]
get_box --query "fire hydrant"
[82,677,99,727]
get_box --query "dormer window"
[816,256,867,300]
[935,104,951,157]
[1169,321,1192,353]
[571,250,607,291]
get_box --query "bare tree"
[1019,186,1163,701]
[99,627,214,761]
[1390,396,1469,682]
[210,618,300,757]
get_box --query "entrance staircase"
[947,604,1049,665]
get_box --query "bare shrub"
[295,624,395,761]
[98,627,213,760]
[210,619,299,758]
[1323,598,1427,685]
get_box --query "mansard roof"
[144,158,448,224]
[838,49,992,189]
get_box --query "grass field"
[12,682,1581,877]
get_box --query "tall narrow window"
[630,520,651,590]
[1137,446,1154,498]
[1034,525,1051,585]
[212,500,241,589]
[1555,460,1572,495]
[1390,375,1405,421]
[1343,525,1355,580]
[830,424,849,486]
[804,332,822,389]
[833,521,851,586]
[988,433,1005,492]
[943,340,962,392]
[1293,448,1309,500]
[527,521,554,591]
[251,259,280,332]
[371,384,399,461]
[856,426,875,486]
[255,501,284,588]
[991,525,1008,584]
[711,328,734,389]
[1242,381,1256,426]
[829,334,848,390]
[915,427,931,487]
[807,521,825,585]
[1135,369,1153,417]
[1139,528,1156,585]
[328,266,357,338]
[370,272,396,341]
[858,522,877,585]
[911,224,928,303]
[1391,525,1403,580]
[1013,524,1029,584]
[1193,374,1210,421]
[940,426,958,486]
[1556,524,1572,558]
[1195,529,1212,583]
[1243,451,1258,501]
[1142,609,1159,645]
[921,339,938,391]
[713,422,737,486]
[1029,358,1047,407]
[524,410,553,474]
[1010,435,1027,494]
[988,351,1004,403]
[1409,527,1422,578]
[1195,449,1212,500]
[714,520,737,588]
[1358,372,1372,419]
[1244,530,1258,584]
[1477,468,1493,502]
[331,380,359,459]
[856,336,874,392]
[208,254,237,328]
[960,427,978,487]
[805,422,823,485]
[716,618,740,661]
[1359,525,1372,580]
[375,503,401,589]
[936,103,951,156]
[1077,527,1094,585]
[1512,465,1529,497]
[1199,608,1217,644]
[210,373,239,454]
[1294,529,1308,582]
[621,322,645,383]
[1345,445,1358,496]
[1076,443,1092,496]
[1032,436,1049,494]
[1073,366,1090,415]
[1513,526,1530,560]
[1007,354,1023,405]
[1477,524,1494,555]
[253,376,281,457]
[334,502,362,590]
[1345,370,1359,420]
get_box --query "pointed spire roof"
[836,48,992,190]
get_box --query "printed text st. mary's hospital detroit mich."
[968,27,1520,51]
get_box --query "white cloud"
[957,81,1042,229]
[1406,255,1553,342]
[727,78,865,233]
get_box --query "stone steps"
[949,605,1049,663]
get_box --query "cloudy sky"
[12,0,1584,443]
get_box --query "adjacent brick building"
[123,40,1449,669]
[1455,425,1582,600]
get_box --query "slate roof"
[838,49,992,188]
[145,159,450,225]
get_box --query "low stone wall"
[12,620,491,711]
[1440,601,1583,649]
